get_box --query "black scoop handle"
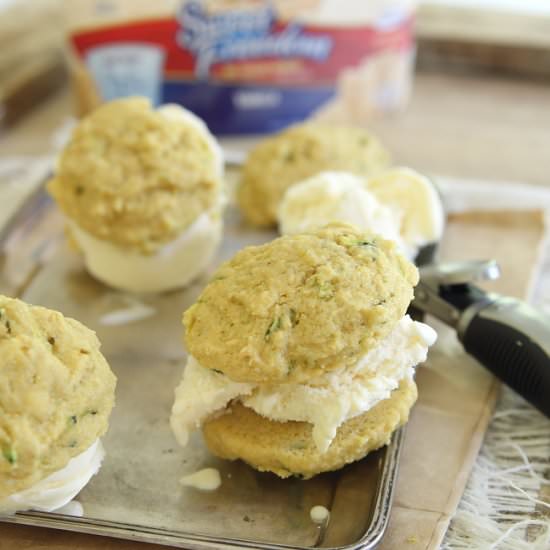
[459,296,550,417]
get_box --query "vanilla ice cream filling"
[71,209,223,293]
[0,439,104,515]
[278,170,445,260]
[171,316,437,452]
[277,171,411,256]
[278,172,402,239]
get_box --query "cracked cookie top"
[184,223,418,384]
[0,295,116,498]
[48,97,222,254]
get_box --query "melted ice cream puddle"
[180,468,221,491]
[55,500,84,517]
[278,171,404,250]
[99,295,156,326]
[310,505,330,524]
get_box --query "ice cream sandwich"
[237,123,390,227]
[0,295,116,513]
[170,224,436,478]
[48,97,224,293]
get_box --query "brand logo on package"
[177,1,333,78]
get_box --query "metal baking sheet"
[0,202,406,550]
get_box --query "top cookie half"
[184,224,418,384]
[48,98,222,254]
[0,295,116,498]
[237,123,390,227]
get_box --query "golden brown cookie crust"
[203,378,417,478]
[48,97,222,254]
[237,123,390,227]
[184,224,418,384]
[0,296,116,499]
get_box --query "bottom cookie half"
[203,378,417,479]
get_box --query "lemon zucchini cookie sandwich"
[0,295,116,514]
[48,97,224,293]
[170,224,436,478]
[237,122,390,228]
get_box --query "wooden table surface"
[1,71,550,187]
[0,70,549,550]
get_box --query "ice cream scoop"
[278,171,406,252]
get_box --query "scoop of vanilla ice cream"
[157,104,224,177]
[170,316,436,452]
[365,167,445,252]
[245,315,436,451]
[0,439,104,515]
[170,357,254,447]
[71,209,223,293]
[278,171,407,253]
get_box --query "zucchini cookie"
[0,295,116,513]
[237,123,390,227]
[171,224,436,478]
[203,379,417,479]
[48,97,224,293]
